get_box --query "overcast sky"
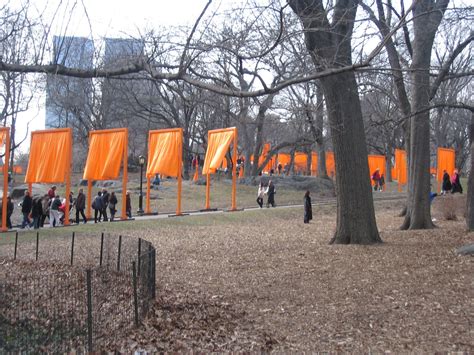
[16,0,214,152]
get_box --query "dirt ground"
[1,198,473,352]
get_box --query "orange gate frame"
[84,128,128,221]
[25,128,73,226]
[145,128,183,216]
[203,127,238,211]
[0,127,10,232]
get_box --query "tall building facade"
[45,36,94,128]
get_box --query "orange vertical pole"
[87,180,92,219]
[122,129,128,220]
[28,183,32,195]
[176,130,183,215]
[2,128,10,232]
[146,177,151,214]
[193,160,199,181]
[231,128,237,211]
[64,129,72,226]
[205,173,210,210]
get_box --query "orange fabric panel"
[259,143,273,172]
[83,129,127,180]
[437,148,455,182]
[278,153,291,167]
[311,152,318,176]
[146,129,182,178]
[294,152,307,172]
[0,130,6,147]
[13,166,23,174]
[325,152,335,177]
[25,129,72,183]
[368,155,386,184]
[394,149,407,184]
[202,128,235,175]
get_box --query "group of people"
[91,189,132,223]
[441,169,463,195]
[256,180,276,208]
[11,186,133,230]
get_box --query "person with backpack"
[109,191,118,221]
[92,191,103,223]
[50,194,62,227]
[371,168,381,191]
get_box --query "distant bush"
[433,194,466,221]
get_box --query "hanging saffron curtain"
[0,130,6,147]
[25,129,72,183]
[326,151,336,177]
[294,152,307,172]
[202,130,235,175]
[311,152,318,176]
[277,153,291,167]
[394,149,407,185]
[437,148,455,182]
[258,143,273,172]
[83,129,127,180]
[146,129,182,178]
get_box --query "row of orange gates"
[0,126,456,232]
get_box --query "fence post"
[35,232,39,261]
[148,244,156,299]
[117,235,122,272]
[99,232,104,266]
[137,238,142,276]
[86,269,93,352]
[14,231,18,260]
[151,247,156,299]
[70,232,75,266]
[132,261,139,327]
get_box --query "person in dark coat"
[93,191,103,223]
[441,170,452,195]
[304,190,312,223]
[75,188,87,224]
[266,180,276,208]
[31,196,43,229]
[20,190,33,229]
[6,196,13,229]
[126,191,132,218]
[109,191,118,221]
[451,169,463,194]
[101,189,109,222]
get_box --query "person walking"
[109,191,118,221]
[6,196,13,229]
[47,185,56,199]
[31,196,43,229]
[75,188,87,224]
[441,170,452,195]
[101,189,109,222]
[92,191,103,223]
[256,182,265,208]
[266,180,276,208]
[50,194,62,227]
[304,190,312,223]
[451,169,463,194]
[126,191,132,218]
[20,190,33,229]
[40,195,50,227]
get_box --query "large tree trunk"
[401,0,449,229]
[289,0,380,244]
[467,111,474,230]
[321,73,381,244]
[315,85,328,178]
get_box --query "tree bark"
[315,85,328,178]
[401,0,449,230]
[289,0,381,244]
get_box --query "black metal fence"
[0,232,156,352]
